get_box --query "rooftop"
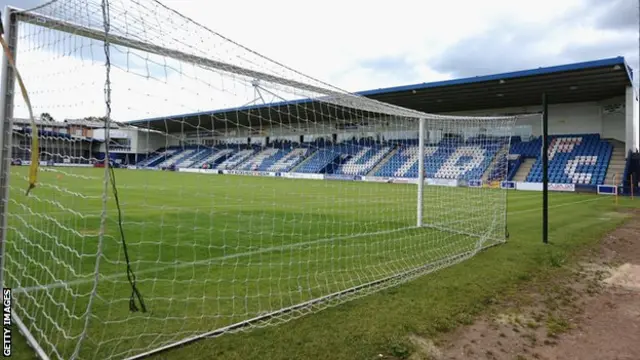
[128,56,634,134]
[13,118,108,129]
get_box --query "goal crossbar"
[13,7,432,121]
[13,8,346,99]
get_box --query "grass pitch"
[4,166,637,360]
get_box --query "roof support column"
[625,86,638,153]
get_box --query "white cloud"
[155,0,587,89]
[4,0,638,123]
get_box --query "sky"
[1,0,639,123]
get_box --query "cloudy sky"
[2,0,639,121]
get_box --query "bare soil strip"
[408,210,640,360]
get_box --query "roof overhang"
[128,56,633,134]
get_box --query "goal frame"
[0,6,51,360]
[0,5,516,359]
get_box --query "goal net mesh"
[2,0,523,359]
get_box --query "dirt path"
[413,211,640,360]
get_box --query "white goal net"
[0,1,528,359]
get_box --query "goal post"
[0,7,15,291]
[417,117,425,227]
[0,1,533,359]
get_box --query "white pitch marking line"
[12,195,607,295]
[7,193,539,219]
[510,196,606,215]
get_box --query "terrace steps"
[367,146,399,176]
[604,140,627,185]
[513,158,535,182]
[290,148,318,172]
[482,145,509,182]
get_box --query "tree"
[40,112,54,122]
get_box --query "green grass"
[5,166,639,360]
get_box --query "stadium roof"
[129,56,634,134]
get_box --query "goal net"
[1,1,527,359]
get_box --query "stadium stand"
[374,141,418,177]
[267,148,311,172]
[182,148,217,168]
[137,148,180,168]
[12,128,94,164]
[333,140,393,176]
[604,140,627,185]
[295,147,343,174]
[487,153,508,182]
[506,155,522,181]
[435,141,503,180]
[236,144,312,172]
[137,146,251,170]
[175,148,213,168]
[237,148,280,170]
[132,133,619,187]
[509,134,612,185]
[374,137,504,180]
[195,148,235,168]
[215,148,256,170]
[156,148,200,168]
